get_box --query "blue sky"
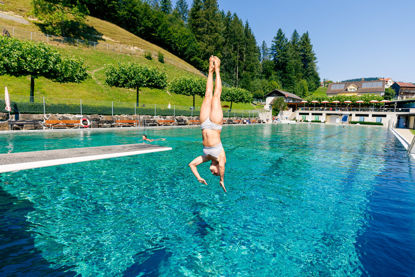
[181,0,415,82]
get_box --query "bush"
[158,52,164,63]
[350,121,383,126]
[144,51,153,60]
[105,63,167,89]
[271,97,287,116]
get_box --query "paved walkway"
[394,128,414,147]
[0,144,172,173]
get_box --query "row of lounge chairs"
[7,118,264,130]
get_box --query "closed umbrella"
[301,100,307,109]
[4,87,11,119]
[311,100,318,109]
[332,100,340,109]
[321,100,329,109]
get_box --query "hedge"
[350,121,383,126]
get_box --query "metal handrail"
[408,135,415,154]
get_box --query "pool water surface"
[1,125,414,276]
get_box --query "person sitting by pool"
[142,135,166,143]
[189,56,227,193]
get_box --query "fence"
[0,24,202,75]
[0,95,261,119]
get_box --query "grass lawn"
[309,86,327,97]
[0,0,258,110]
[411,130,415,135]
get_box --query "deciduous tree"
[105,63,167,107]
[0,37,87,102]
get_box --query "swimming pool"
[1,125,414,276]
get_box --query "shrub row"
[350,121,383,126]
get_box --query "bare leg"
[210,57,223,125]
[200,57,215,123]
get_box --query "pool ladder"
[408,136,415,155]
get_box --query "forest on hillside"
[33,0,321,99]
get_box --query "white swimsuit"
[203,143,223,159]
[201,118,222,131]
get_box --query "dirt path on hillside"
[0,12,29,25]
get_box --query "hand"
[219,181,227,193]
[198,178,208,185]
[209,56,215,73]
[213,56,221,71]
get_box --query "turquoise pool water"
[1,125,415,276]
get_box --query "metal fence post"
[12,27,15,36]
[80,99,83,116]
[112,101,114,117]
[174,105,176,117]
[154,104,157,116]
[43,97,46,118]
[30,32,32,40]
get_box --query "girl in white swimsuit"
[189,56,227,193]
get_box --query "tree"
[32,0,89,36]
[271,28,288,76]
[221,87,252,110]
[271,97,287,116]
[174,0,189,22]
[294,79,309,98]
[105,63,167,107]
[170,77,205,109]
[384,87,395,100]
[260,41,269,62]
[299,32,320,92]
[160,0,172,14]
[0,37,88,102]
[189,0,224,65]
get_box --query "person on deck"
[188,56,227,193]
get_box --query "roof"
[395,82,415,88]
[265,89,303,101]
[327,79,385,94]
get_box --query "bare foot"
[213,56,221,72]
[209,56,215,73]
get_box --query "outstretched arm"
[189,155,209,185]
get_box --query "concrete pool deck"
[0,144,172,173]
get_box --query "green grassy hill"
[0,0,257,110]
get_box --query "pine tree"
[221,12,245,86]
[144,0,159,8]
[260,41,269,62]
[240,21,260,88]
[299,32,320,92]
[270,28,288,83]
[289,30,303,81]
[160,0,172,14]
[174,0,189,22]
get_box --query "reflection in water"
[0,185,76,276]
[123,246,172,277]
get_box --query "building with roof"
[327,79,385,97]
[391,82,415,100]
[380,77,394,88]
[264,89,303,111]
